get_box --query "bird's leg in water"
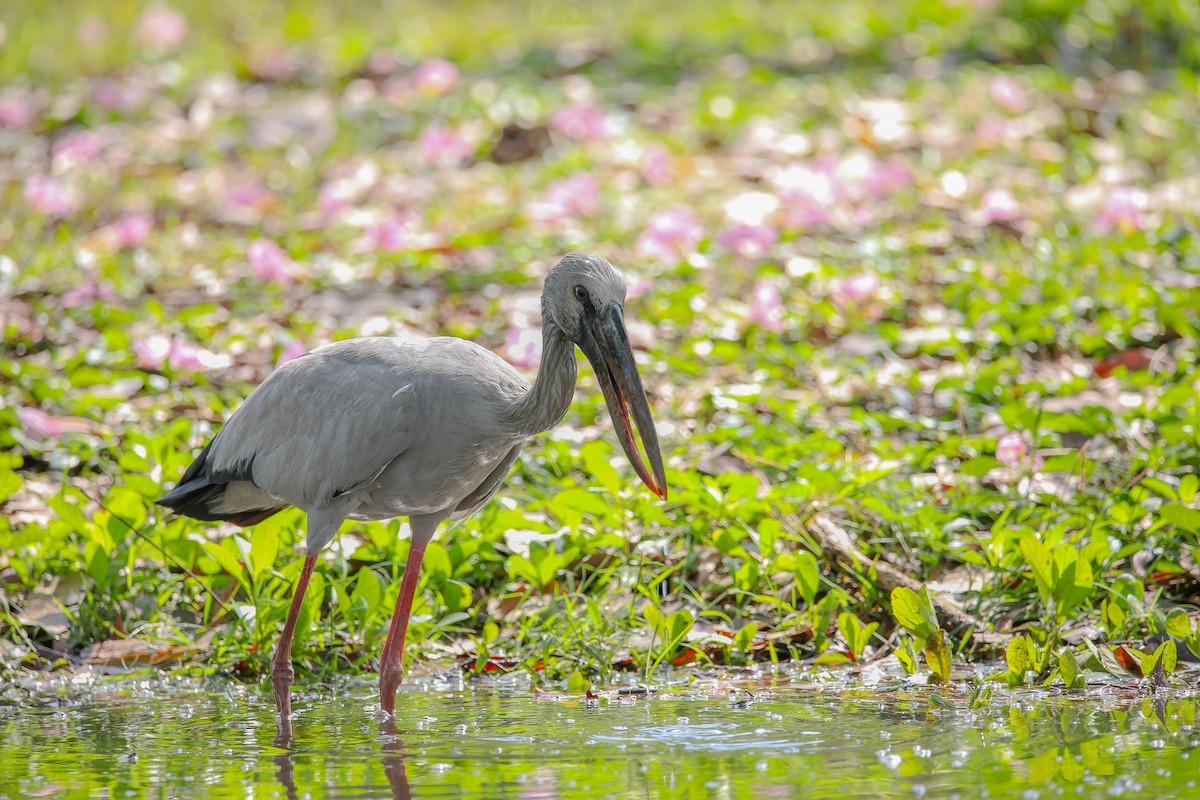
[271,553,318,725]
[378,518,438,714]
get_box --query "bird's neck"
[508,322,577,437]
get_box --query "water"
[2,670,1197,799]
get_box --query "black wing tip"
[156,478,284,526]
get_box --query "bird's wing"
[205,338,430,508]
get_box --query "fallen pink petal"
[989,74,1027,113]
[996,430,1043,470]
[748,280,786,332]
[717,224,778,261]
[352,216,416,254]
[979,188,1020,224]
[16,407,94,441]
[636,206,704,263]
[134,335,174,369]
[276,339,309,367]
[419,122,474,165]
[503,325,543,369]
[527,172,600,225]
[62,280,116,309]
[1095,187,1147,235]
[24,175,78,216]
[837,271,881,305]
[137,4,189,47]
[248,239,302,284]
[551,104,610,142]
[0,90,33,129]
[640,144,673,184]
[95,214,153,250]
[169,338,233,371]
[413,58,458,96]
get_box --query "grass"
[3,0,1200,695]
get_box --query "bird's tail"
[156,441,285,526]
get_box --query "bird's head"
[542,253,668,500]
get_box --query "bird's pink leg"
[378,528,434,715]
[271,553,317,722]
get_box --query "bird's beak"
[579,304,668,500]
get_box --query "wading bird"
[157,252,667,721]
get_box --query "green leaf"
[0,467,21,503]
[664,609,694,648]
[895,637,919,675]
[1180,474,1199,504]
[1006,636,1029,684]
[794,551,820,606]
[892,586,936,639]
[248,525,279,582]
[1165,608,1193,640]
[202,540,247,583]
[1160,503,1200,533]
[1154,639,1178,676]
[567,670,589,694]
[422,541,452,585]
[1058,649,1082,689]
[1020,537,1054,605]
[925,630,952,683]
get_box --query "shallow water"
[1,671,1198,799]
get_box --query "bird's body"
[157,253,666,730]
[167,337,540,544]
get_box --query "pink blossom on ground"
[989,75,1027,113]
[413,58,458,96]
[772,163,835,229]
[419,122,473,165]
[747,280,785,332]
[134,334,174,369]
[551,104,609,142]
[716,224,778,261]
[0,91,33,129]
[636,206,704,263]
[276,339,308,367]
[866,157,911,197]
[24,175,78,216]
[836,271,881,305]
[248,239,302,284]
[16,407,93,441]
[52,129,103,169]
[351,216,416,254]
[96,214,152,250]
[62,280,116,309]
[625,275,655,301]
[526,172,600,226]
[724,192,780,226]
[1095,187,1147,235]
[977,117,1022,147]
[503,325,543,369]
[91,78,143,113]
[168,339,233,371]
[137,4,188,47]
[225,184,275,210]
[640,144,673,184]
[996,430,1042,470]
[979,188,1020,224]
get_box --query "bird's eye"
[573,285,589,302]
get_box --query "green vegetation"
[3,0,1200,705]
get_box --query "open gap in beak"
[591,313,668,500]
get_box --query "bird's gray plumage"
[158,252,664,553]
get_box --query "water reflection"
[0,673,1197,798]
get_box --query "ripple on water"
[1,672,1198,799]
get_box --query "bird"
[156,252,667,722]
